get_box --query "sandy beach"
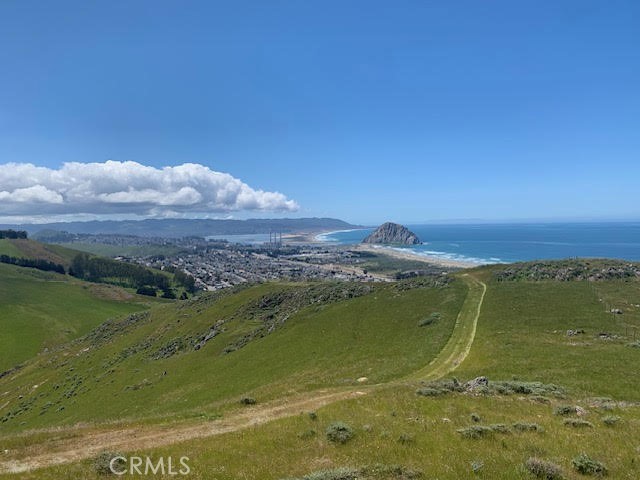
[281,230,337,244]
[352,243,477,269]
[285,228,477,269]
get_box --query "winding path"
[0,274,487,475]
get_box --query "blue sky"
[0,0,638,224]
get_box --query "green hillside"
[456,271,640,400]
[1,260,640,479]
[0,263,153,371]
[0,277,465,432]
[0,240,23,257]
[0,236,192,298]
[0,238,79,267]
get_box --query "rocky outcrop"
[362,222,422,245]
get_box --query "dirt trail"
[0,275,487,475]
[0,390,366,474]
[406,274,486,381]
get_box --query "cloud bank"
[0,161,298,218]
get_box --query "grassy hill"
[0,236,177,371]
[1,260,640,479]
[0,236,191,298]
[456,268,640,400]
[0,277,464,433]
[0,263,154,372]
[0,238,79,268]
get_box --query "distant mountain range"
[0,218,360,238]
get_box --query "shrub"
[525,457,564,480]
[457,425,494,439]
[489,423,510,434]
[471,460,484,474]
[358,464,422,479]
[308,411,318,421]
[94,451,126,475]
[554,405,577,416]
[286,467,359,480]
[418,312,441,327]
[563,418,593,428]
[458,423,511,439]
[513,422,544,433]
[416,387,447,397]
[136,285,157,297]
[416,378,464,397]
[298,429,317,439]
[326,422,355,444]
[571,453,607,476]
[397,433,414,444]
[602,415,620,426]
[491,381,565,397]
[239,396,256,405]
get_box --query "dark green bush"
[554,405,577,416]
[571,453,607,476]
[418,312,441,327]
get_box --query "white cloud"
[0,161,298,218]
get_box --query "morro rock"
[362,222,422,245]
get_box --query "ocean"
[316,222,640,265]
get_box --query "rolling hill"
[0,237,175,371]
[0,238,78,268]
[0,263,154,372]
[0,260,639,479]
[0,277,465,433]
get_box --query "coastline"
[282,228,370,245]
[288,228,478,269]
[286,228,479,269]
[352,244,478,269]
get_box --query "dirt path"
[406,274,486,381]
[0,275,487,475]
[0,390,367,474]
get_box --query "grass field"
[6,382,640,479]
[0,263,153,371]
[0,240,23,257]
[0,278,466,434]
[456,270,640,400]
[1,261,640,478]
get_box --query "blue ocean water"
[317,223,640,265]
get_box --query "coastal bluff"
[362,222,422,245]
